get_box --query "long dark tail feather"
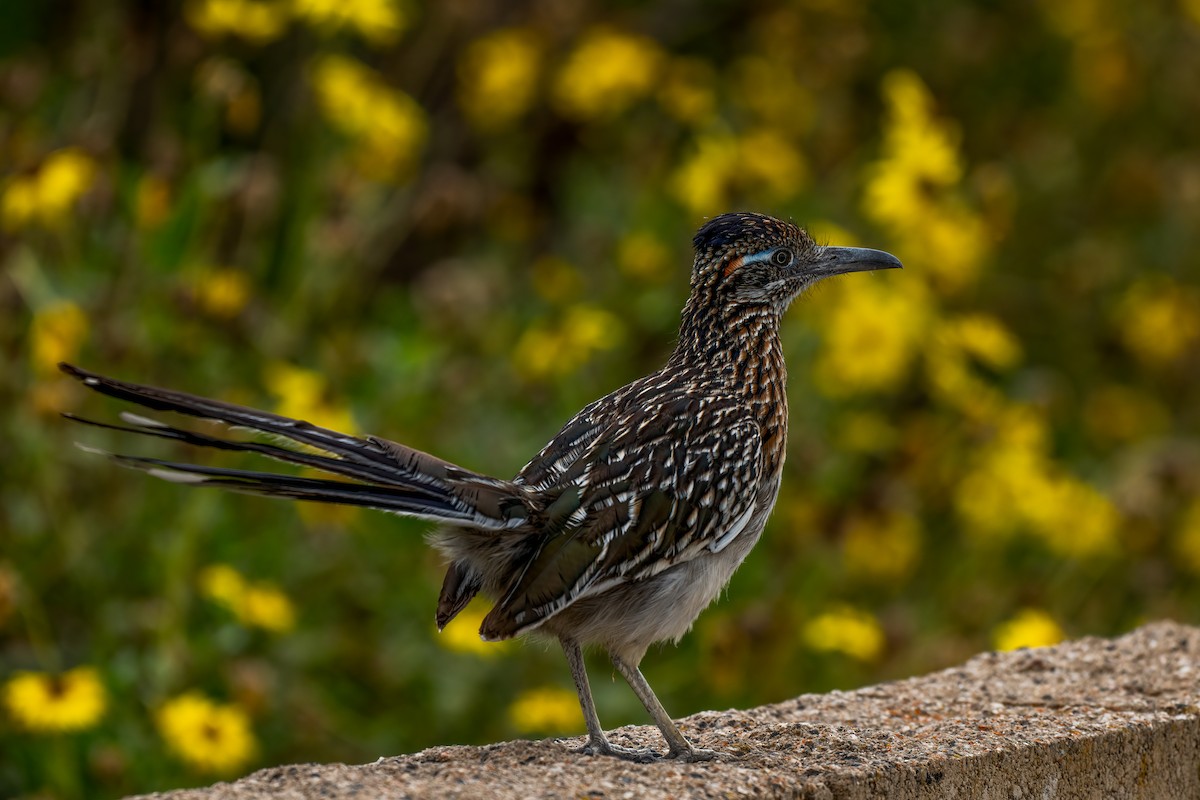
[60,363,530,529]
[61,362,425,472]
[76,445,486,522]
[63,412,441,490]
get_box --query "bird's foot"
[568,737,662,763]
[668,745,719,763]
[567,736,720,764]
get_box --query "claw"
[568,738,662,763]
[668,746,719,763]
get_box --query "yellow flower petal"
[458,28,541,129]
[4,667,107,733]
[993,609,1064,651]
[802,605,886,661]
[293,0,405,44]
[29,300,88,374]
[439,600,508,658]
[508,686,580,733]
[158,692,257,773]
[552,28,663,121]
[310,55,426,180]
[239,585,296,633]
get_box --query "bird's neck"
[671,301,789,412]
[671,301,789,477]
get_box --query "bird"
[61,212,901,763]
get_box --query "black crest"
[692,212,797,255]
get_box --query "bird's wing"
[480,397,762,640]
[514,383,636,490]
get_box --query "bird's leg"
[560,638,659,763]
[609,654,718,762]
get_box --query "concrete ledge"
[135,622,1199,799]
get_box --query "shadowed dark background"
[2,0,1199,796]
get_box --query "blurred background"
[3,0,1199,796]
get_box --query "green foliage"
[2,0,1199,796]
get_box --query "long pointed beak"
[810,245,903,278]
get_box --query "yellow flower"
[200,564,246,607]
[1,176,38,229]
[439,600,508,657]
[310,54,427,180]
[737,128,808,201]
[922,313,1021,419]
[914,206,989,292]
[508,686,580,733]
[552,28,663,121]
[1173,501,1200,575]
[993,609,1064,651]
[192,267,252,318]
[292,0,405,45]
[240,585,296,633]
[842,513,921,582]
[670,132,740,216]
[185,0,289,44]
[199,564,296,633]
[157,692,257,773]
[263,361,357,434]
[954,405,1118,557]
[513,304,624,380]
[865,70,963,215]
[863,128,952,230]
[862,70,988,293]
[814,279,932,396]
[670,128,807,215]
[263,362,324,411]
[458,28,541,129]
[4,667,107,733]
[2,148,97,230]
[29,300,88,374]
[1023,476,1118,557]
[1117,279,1200,367]
[38,149,97,218]
[924,340,1004,422]
[563,304,622,352]
[802,605,885,661]
[947,314,1022,370]
[1186,0,1200,26]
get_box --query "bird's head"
[689,212,902,313]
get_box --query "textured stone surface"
[133,622,1200,799]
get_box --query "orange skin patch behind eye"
[723,255,745,278]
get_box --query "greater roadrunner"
[62,212,900,762]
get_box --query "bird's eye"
[771,249,793,267]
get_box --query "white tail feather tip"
[119,412,169,428]
[147,468,207,484]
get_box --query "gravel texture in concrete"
[133,621,1200,799]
